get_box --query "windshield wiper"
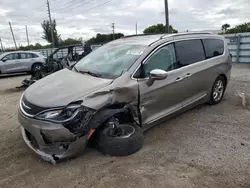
[79,70,103,78]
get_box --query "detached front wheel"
[97,124,143,156]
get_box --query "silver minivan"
[18,33,232,163]
[0,51,46,74]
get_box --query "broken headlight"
[35,104,82,123]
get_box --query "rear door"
[173,39,221,108]
[0,53,19,73]
[18,53,35,71]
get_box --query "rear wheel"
[97,123,143,156]
[31,63,42,77]
[209,76,226,105]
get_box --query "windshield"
[0,53,6,60]
[74,42,146,79]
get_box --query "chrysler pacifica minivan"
[18,33,232,163]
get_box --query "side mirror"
[2,57,8,62]
[147,69,168,86]
[149,69,168,80]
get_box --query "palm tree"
[221,24,231,33]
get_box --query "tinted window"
[175,39,205,66]
[203,39,224,59]
[19,53,27,59]
[31,53,39,58]
[5,53,18,60]
[144,43,176,77]
[19,53,37,59]
[25,53,32,58]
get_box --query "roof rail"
[120,32,213,40]
[121,33,164,39]
[160,32,212,39]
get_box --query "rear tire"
[209,76,226,105]
[31,63,42,77]
[97,124,143,156]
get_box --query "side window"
[19,53,27,59]
[31,53,39,58]
[175,39,205,66]
[203,39,224,59]
[25,53,32,59]
[5,53,18,60]
[144,43,176,77]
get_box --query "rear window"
[202,39,224,59]
[175,39,205,66]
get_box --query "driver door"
[0,53,19,73]
[138,43,187,130]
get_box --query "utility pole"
[112,23,115,40]
[47,0,55,48]
[136,22,138,35]
[9,21,17,50]
[25,25,30,46]
[164,0,169,33]
[0,38,4,52]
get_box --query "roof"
[1,51,39,54]
[114,34,166,46]
[115,32,217,46]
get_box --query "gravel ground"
[0,65,249,188]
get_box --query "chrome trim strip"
[21,101,31,109]
[19,93,35,118]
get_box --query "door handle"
[175,73,192,82]
[184,73,192,78]
[175,77,184,82]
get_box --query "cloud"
[0,0,249,48]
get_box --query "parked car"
[0,51,46,75]
[18,45,92,88]
[18,33,232,163]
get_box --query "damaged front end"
[19,99,96,164]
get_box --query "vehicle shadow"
[0,73,29,79]
[0,87,26,94]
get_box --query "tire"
[209,76,226,105]
[97,124,143,156]
[31,63,42,77]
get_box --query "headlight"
[35,104,81,123]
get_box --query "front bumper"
[18,109,89,164]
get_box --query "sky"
[0,0,249,48]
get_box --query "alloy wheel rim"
[107,125,135,138]
[213,80,224,101]
[34,65,41,71]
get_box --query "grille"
[21,96,49,116]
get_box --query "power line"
[58,0,114,20]
[52,0,94,13]
[51,0,80,8]
[79,0,114,13]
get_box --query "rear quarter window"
[202,39,224,59]
[31,53,39,58]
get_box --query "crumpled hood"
[24,69,113,107]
